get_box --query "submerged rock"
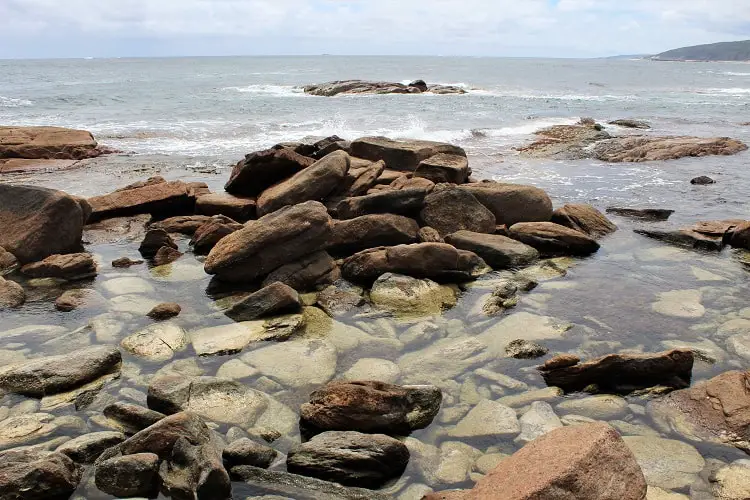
[191,314,304,356]
[241,338,338,388]
[505,339,549,359]
[287,431,409,489]
[299,380,441,436]
[0,184,89,263]
[445,230,539,269]
[691,175,716,185]
[121,323,188,362]
[225,146,314,197]
[369,273,457,316]
[316,283,365,316]
[606,207,674,221]
[0,449,83,500]
[508,222,600,256]
[205,201,333,283]
[148,302,182,320]
[427,423,646,500]
[623,436,704,490]
[224,282,301,322]
[551,204,617,238]
[635,228,724,251]
[449,399,520,439]
[539,349,694,394]
[608,119,651,129]
[0,345,122,397]
[420,186,496,237]
[341,242,489,284]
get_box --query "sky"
[0,0,749,59]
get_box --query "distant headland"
[651,40,750,62]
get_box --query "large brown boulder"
[539,349,694,394]
[224,282,301,322]
[648,370,750,453]
[0,125,102,160]
[261,251,340,291]
[551,204,617,238]
[350,137,466,172]
[116,412,213,459]
[257,150,350,216]
[87,179,195,222]
[335,188,428,220]
[425,423,647,500]
[508,222,600,256]
[420,186,496,237]
[458,183,553,226]
[190,219,243,255]
[0,277,25,309]
[150,215,216,235]
[195,193,257,221]
[0,184,89,263]
[20,253,97,281]
[0,449,83,500]
[328,214,419,255]
[592,136,747,162]
[225,146,315,197]
[444,231,539,269]
[414,153,470,184]
[205,201,333,283]
[728,221,750,250]
[300,380,441,435]
[341,243,489,284]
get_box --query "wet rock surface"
[445,231,540,269]
[508,222,600,256]
[0,448,83,500]
[20,252,97,281]
[304,80,467,97]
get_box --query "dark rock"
[196,193,257,221]
[261,251,339,291]
[139,229,177,258]
[608,119,651,129]
[418,226,444,243]
[205,201,333,283]
[424,423,647,500]
[225,282,301,322]
[316,284,365,317]
[420,186,496,237]
[541,354,581,371]
[691,175,716,185]
[728,221,750,249]
[539,349,694,394]
[88,179,196,222]
[606,207,674,221]
[300,380,441,435]
[408,79,428,92]
[225,146,315,197]
[159,436,231,500]
[0,345,122,397]
[312,136,351,160]
[341,242,489,284]
[230,465,391,499]
[20,252,97,281]
[0,184,89,263]
[551,204,617,238]
[508,222,600,256]
[190,219,243,255]
[256,150,350,216]
[103,402,167,435]
[117,412,213,460]
[445,230,539,269]
[0,449,82,500]
[112,257,144,268]
[414,153,470,184]
[287,431,409,489]
[335,188,428,219]
[0,277,25,309]
[223,438,277,469]
[648,370,750,453]
[150,215,215,235]
[350,137,466,172]
[328,214,419,255]
[634,229,724,251]
[56,431,126,464]
[148,303,182,320]
[95,453,160,498]
[153,246,183,266]
[458,183,553,227]
[505,340,549,359]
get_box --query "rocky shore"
[0,124,749,499]
[303,80,468,96]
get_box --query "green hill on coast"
[652,40,750,62]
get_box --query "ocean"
[2,56,750,497]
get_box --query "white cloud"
[0,0,748,57]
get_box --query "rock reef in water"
[303,79,468,96]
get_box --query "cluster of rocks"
[303,79,468,96]
[519,118,747,162]
[635,219,750,252]
[0,125,115,173]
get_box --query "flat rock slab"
[87,179,195,222]
[191,314,304,356]
[0,158,82,173]
[0,345,121,397]
[592,135,747,162]
[327,214,419,255]
[0,125,102,160]
[350,136,465,172]
[304,80,466,97]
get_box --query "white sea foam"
[700,88,750,96]
[0,96,33,107]
[488,91,637,102]
[222,84,304,96]
[724,72,750,76]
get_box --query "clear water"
[1,56,750,498]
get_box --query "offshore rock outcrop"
[303,79,467,96]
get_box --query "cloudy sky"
[1,0,748,59]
